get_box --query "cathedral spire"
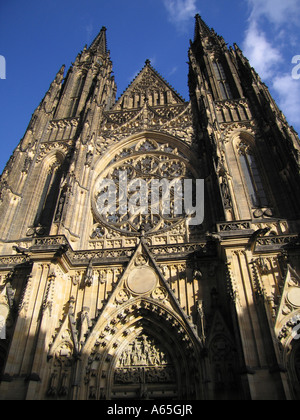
[89,26,108,57]
[54,26,116,119]
[193,14,227,51]
[194,13,212,39]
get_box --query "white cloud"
[85,23,94,45]
[168,66,178,76]
[242,0,300,130]
[247,0,300,26]
[162,0,197,26]
[243,21,283,80]
[272,73,300,127]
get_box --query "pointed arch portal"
[74,240,205,400]
[80,298,203,400]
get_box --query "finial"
[145,59,151,66]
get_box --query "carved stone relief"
[96,101,193,157]
[114,334,176,385]
[47,342,74,398]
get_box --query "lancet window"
[213,61,233,100]
[238,141,268,208]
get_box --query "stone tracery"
[92,135,198,235]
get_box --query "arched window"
[68,72,86,117]
[238,141,268,208]
[91,133,202,236]
[212,61,233,100]
[35,161,63,232]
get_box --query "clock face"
[92,137,198,236]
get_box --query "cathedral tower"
[0,17,299,400]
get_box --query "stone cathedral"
[0,15,300,400]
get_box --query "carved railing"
[33,235,69,247]
[256,235,299,247]
[0,255,31,267]
[217,219,291,235]
[217,221,252,232]
[216,220,299,250]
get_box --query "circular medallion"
[127,266,158,295]
[287,288,300,308]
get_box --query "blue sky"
[0,0,299,173]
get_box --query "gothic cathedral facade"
[0,16,300,400]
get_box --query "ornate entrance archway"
[77,240,205,401]
[80,298,204,400]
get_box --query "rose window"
[92,138,197,235]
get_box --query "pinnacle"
[194,14,214,38]
[89,26,108,56]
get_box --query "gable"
[113,60,186,111]
[81,239,203,355]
